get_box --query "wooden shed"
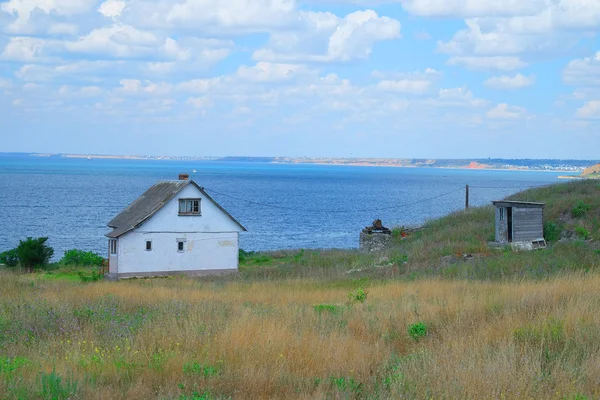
[492,201,546,247]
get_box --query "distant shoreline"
[283,161,576,174]
[22,153,589,174]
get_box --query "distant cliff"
[582,164,600,178]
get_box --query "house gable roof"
[106,180,246,238]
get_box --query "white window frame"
[145,240,153,251]
[499,208,505,221]
[109,239,117,255]
[178,198,201,216]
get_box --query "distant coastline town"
[15,152,599,176]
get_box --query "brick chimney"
[178,173,189,181]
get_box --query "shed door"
[512,207,544,242]
[507,207,513,242]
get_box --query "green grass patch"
[39,371,78,400]
[183,361,222,377]
[572,201,592,218]
[313,304,341,314]
[575,226,590,240]
[408,322,428,341]
[0,356,30,374]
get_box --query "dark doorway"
[507,207,513,242]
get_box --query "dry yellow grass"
[0,271,599,399]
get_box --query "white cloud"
[98,0,126,19]
[576,101,600,119]
[399,0,545,18]
[447,56,527,71]
[144,62,176,74]
[15,61,126,82]
[326,10,401,61]
[486,103,526,119]
[0,36,59,62]
[23,82,40,90]
[438,18,578,59]
[1,0,96,18]
[563,52,600,86]
[124,0,296,33]
[434,87,488,107]
[428,2,600,74]
[47,23,78,35]
[117,79,173,96]
[400,0,600,27]
[372,69,441,96]
[371,67,441,80]
[376,79,431,94]
[0,78,12,89]
[186,97,212,109]
[253,10,400,63]
[177,78,224,94]
[58,85,103,97]
[1,0,97,33]
[484,73,535,90]
[236,62,317,83]
[65,25,161,58]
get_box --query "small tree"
[0,249,19,267]
[16,237,54,272]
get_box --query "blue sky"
[1,0,600,159]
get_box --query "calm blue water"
[0,154,567,258]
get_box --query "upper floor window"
[179,198,201,215]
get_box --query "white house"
[105,174,246,279]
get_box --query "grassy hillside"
[1,180,600,399]
[239,180,600,282]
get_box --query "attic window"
[179,198,201,215]
[146,240,152,251]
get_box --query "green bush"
[392,227,407,239]
[572,201,591,218]
[543,222,562,242]
[391,254,409,265]
[348,287,368,304]
[239,249,257,263]
[408,322,428,341]
[0,249,19,267]
[16,237,54,272]
[78,270,104,283]
[60,249,104,266]
[574,226,590,240]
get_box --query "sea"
[0,154,571,259]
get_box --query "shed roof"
[106,180,246,238]
[492,200,545,208]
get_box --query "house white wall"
[111,183,243,276]
[117,231,239,274]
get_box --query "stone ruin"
[359,219,393,252]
